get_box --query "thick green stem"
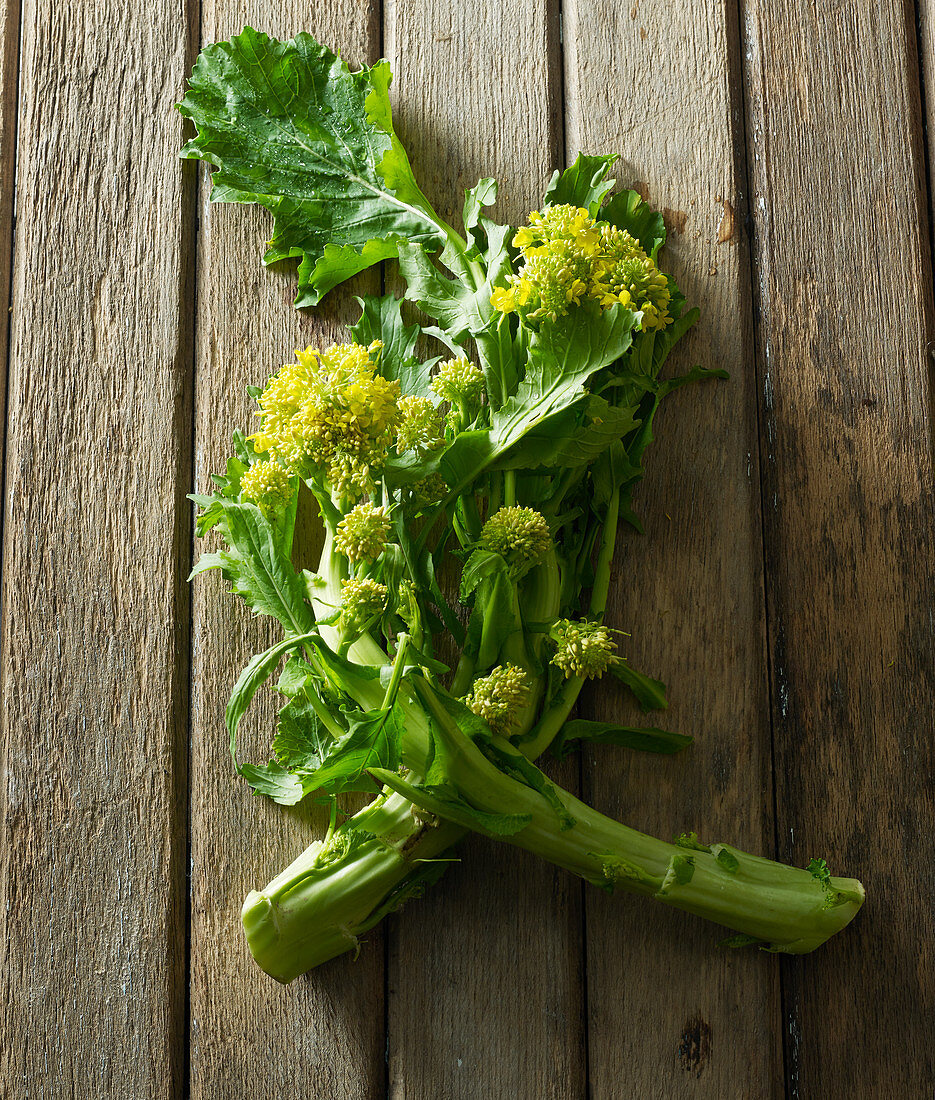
[373,725,865,956]
[242,793,462,982]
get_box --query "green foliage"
[178,27,449,305]
[177,29,859,987]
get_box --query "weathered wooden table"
[2,0,933,1096]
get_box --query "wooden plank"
[0,0,194,1094]
[187,6,386,1098]
[743,1,935,1093]
[563,2,784,1094]
[0,0,18,404]
[381,4,587,1098]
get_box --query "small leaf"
[599,188,667,259]
[714,846,740,874]
[544,153,618,216]
[608,661,668,712]
[551,720,691,760]
[240,761,307,806]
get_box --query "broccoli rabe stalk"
[182,30,864,985]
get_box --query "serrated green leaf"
[178,27,448,306]
[303,704,405,795]
[397,241,494,338]
[273,697,330,770]
[216,502,314,633]
[491,303,637,449]
[463,177,498,236]
[350,293,435,399]
[494,394,640,472]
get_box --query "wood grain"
[0,0,194,1094]
[0,0,18,417]
[382,4,587,1098]
[563,1,783,1095]
[743,0,935,1094]
[187,5,386,1098]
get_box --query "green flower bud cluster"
[240,459,293,518]
[462,664,532,736]
[590,224,671,331]
[396,395,446,454]
[404,472,448,514]
[549,619,619,680]
[340,577,387,638]
[334,502,391,563]
[480,506,551,575]
[431,357,485,429]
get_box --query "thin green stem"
[381,634,411,711]
[589,488,620,618]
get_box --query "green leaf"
[273,697,330,770]
[544,153,618,216]
[213,503,314,633]
[178,28,448,306]
[350,294,435,399]
[807,857,832,889]
[658,853,695,894]
[463,177,498,237]
[240,760,307,806]
[714,846,740,874]
[490,303,637,451]
[550,720,692,760]
[494,395,640,472]
[599,188,667,259]
[397,241,494,338]
[303,704,405,794]
[608,660,668,712]
[226,632,320,766]
[480,742,576,831]
[676,832,711,853]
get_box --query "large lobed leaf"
[178,27,448,305]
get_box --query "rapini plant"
[180,28,864,983]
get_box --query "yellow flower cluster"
[550,619,618,680]
[240,459,293,518]
[252,341,400,498]
[333,501,391,564]
[396,395,446,454]
[491,204,671,330]
[463,664,532,736]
